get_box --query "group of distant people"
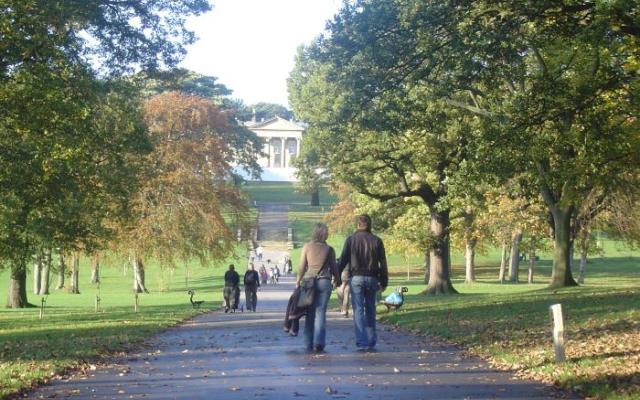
[222,214,389,354]
[221,246,294,313]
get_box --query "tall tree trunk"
[550,206,578,287]
[528,247,536,284]
[463,207,476,283]
[578,235,588,284]
[133,257,149,293]
[310,187,320,206]
[90,254,100,284]
[498,242,508,283]
[56,254,65,290]
[465,239,476,283]
[33,250,42,295]
[38,248,51,295]
[508,229,523,283]
[7,259,31,308]
[424,209,457,295]
[423,249,430,284]
[69,253,80,294]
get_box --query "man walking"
[244,263,260,311]
[337,215,388,350]
[223,264,240,313]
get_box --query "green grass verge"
[241,182,336,205]
[0,253,241,398]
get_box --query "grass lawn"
[0,253,241,398]
[242,181,336,206]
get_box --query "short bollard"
[549,303,566,363]
[95,294,101,313]
[134,292,139,312]
[39,296,47,320]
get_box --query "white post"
[549,303,566,363]
[296,137,301,157]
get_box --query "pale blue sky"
[180,0,342,107]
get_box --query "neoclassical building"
[243,116,305,182]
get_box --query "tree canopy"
[289,0,640,289]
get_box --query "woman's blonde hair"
[312,223,329,243]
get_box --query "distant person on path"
[256,245,264,261]
[336,262,351,317]
[259,264,268,285]
[244,263,260,312]
[296,223,339,352]
[337,215,388,351]
[286,257,293,275]
[223,264,240,313]
[274,264,280,283]
[269,266,278,285]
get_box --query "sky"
[180,0,343,108]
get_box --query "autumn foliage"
[114,92,250,267]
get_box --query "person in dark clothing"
[337,215,388,351]
[244,263,260,312]
[223,264,240,313]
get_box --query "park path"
[28,205,575,400]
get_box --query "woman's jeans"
[303,278,332,350]
[350,275,379,348]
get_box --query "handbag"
[296,278,315,308]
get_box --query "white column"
[266,137,271,168]
[281,137,286,168]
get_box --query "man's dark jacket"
[244,270,260,287]
[224,270,240,287]
[337,229,388,289]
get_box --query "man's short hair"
[357,215,372,232]
[229,264,235,270]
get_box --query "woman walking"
[296,223,339,352]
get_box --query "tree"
[1,66,150,307]
[289,10,493,293]
[141,68,263,180]
[313,0,640,288]
[112,92,255,292]
[1,0,210,307]
[247,102,294,122]
[293,135,329,206]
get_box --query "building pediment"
[246,116,305,133]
